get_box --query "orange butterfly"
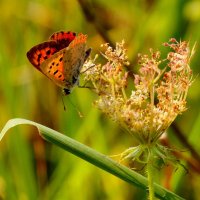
[27,31,91,95]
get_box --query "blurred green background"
[0,0,200,199]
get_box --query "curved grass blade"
[0,118,185,200]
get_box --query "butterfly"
[27,31,91,95]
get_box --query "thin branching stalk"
[83,38,194,199]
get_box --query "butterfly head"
[63,88,71,95]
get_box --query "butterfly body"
[27,31,90,95]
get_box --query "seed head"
[83,39,194,145]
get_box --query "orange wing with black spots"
[39,33,87,89]
[27,41,58,71]
[39,48,67,88]
[49,31,76,51]
[26,31,76,72]
[27,31,90,95]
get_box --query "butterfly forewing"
[49,31,76,51]
[26,41,58,71]
[27,31,76,72]
[63,33,87,86]
[39,48,67,88]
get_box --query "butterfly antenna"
[61,94,66,111]
[80,64,95,74]
[67,96,84,118]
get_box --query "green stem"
[147,150,155,200]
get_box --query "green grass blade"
[0,118,185,200]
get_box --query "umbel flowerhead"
[83,39,194,166]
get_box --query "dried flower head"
[83,39,194,165]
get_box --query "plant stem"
[147,150,154,200]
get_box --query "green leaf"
[0,118,185,200]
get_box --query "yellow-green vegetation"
[0,0,200,200]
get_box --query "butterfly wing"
[26,41,58,71]
[27,31,76,72]
[49,31,76,51]
[62,33,87,87]
[39,33,87,90]
[27,32,88,93]
[39,48,68,88]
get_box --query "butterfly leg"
[77,80,95,90]
[84,48,92,61]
